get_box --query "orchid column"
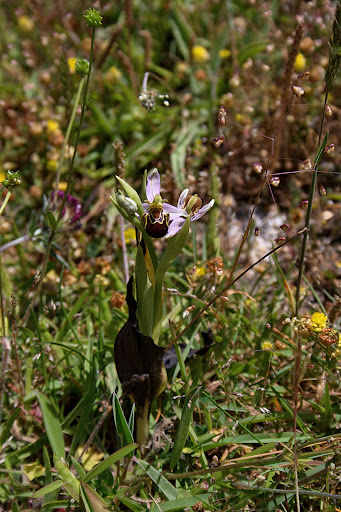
[111,169,214,447]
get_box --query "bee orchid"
[142,169,214,238]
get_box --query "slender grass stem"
[20,26,97,327]
[0,190,12,216]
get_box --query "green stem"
[136,401,150,449]
[53,77,85,205]
[295,90,328,316]
[57,28,96,225]
[0,190,12,216]
[19,26,97,327]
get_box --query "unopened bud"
[301,159,312,171]
[325,105,333,117]
[218,106,227,125]
[253,162,263,174]
[319,185,326,196]
[270,176,280,187]
[280,223,290,231]
[324,143,335,154]
[213,136,224,147]
[75,58,90,76]
[116,192,137,215]
[292,85,304,98]
[298,200,309,209]
[299,71,310,80]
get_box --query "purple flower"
[51,190,83,226]
[141,169,214,238]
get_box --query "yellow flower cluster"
[310,312,328,332]
[46,120,60,134]
[192,45,210,63]
[294,53,307,73]
[219,49,231,59]
[261,341,273,351]
[68,57,77,74]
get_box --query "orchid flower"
[142,169,214,238]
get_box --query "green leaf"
[117,497,145,511]
[0,407,20,445]
[135,458,178,500]
[55,290,88,341]
[115,176,144,218]
[71,455,87,479]
[314,132,328,166]
[159,494,211,512]
[80,484,95,512]
[54,454,80,501]
[112,392,134,448]
[153,216,190,341]
[170,386,203,470]
[83,444,137,483]
[33,481,63,499]
[11,501,20,512]
[36,392,65,458]
[44,211,57,230]
[82,482,110,512]
[170,121,202,189]
[135,243,154,336]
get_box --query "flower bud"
[1,170,22,188]
[116,191,138,215]
[75,58,90,76]
[292,85,304,98]
[270,176,280,187]
[84,8,103,27]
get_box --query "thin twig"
[165,228,308,352]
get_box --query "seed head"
[84,8,103,28]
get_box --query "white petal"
[165,217,186,238]
[191,199,215,221]
[163,203,188,220]
[146,169,160,201]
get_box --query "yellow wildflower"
[219,49,231,59]
[46,160,58,172]
[261,341,273,351]
[105,66,122,83]
[58,182,68,191]
[17,15,34,32]
[68,57,77,74]
[195,266,206,277]
[311,312,328,332]
[0,171,6,182]
[46,120,60,134]
[192,45,210,63]
[124,227,136,245]
[294,53,307,73]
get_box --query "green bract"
[75,58,90,76]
